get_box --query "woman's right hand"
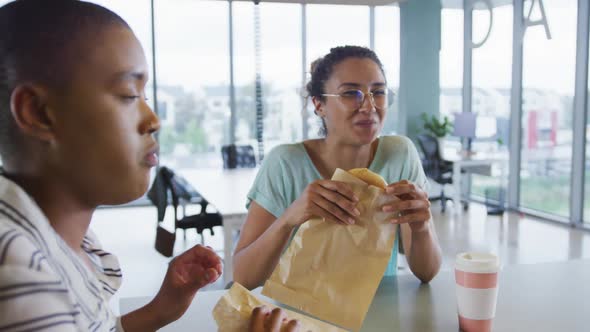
[281,180,360,227]
[249,306,300,332]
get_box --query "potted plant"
[420,113,453,154]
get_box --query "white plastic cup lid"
[455,252,500,273]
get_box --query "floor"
[90,202,590,314]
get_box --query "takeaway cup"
[455,252,500,332]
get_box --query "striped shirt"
[0,176,124,331]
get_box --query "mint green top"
[246,135,428,276]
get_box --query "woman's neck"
[306,137,379,179]
[5,172,94,254]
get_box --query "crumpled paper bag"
[213,282,347,332]
[261,168,398,331]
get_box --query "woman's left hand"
[382,180,431,233]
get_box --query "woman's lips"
[144,152,159,167]
[354,120,377,128]
[143,145,159,167]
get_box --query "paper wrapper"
[213,282,347,332]
[261,168,398,331]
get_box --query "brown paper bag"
[261,168,398,331]
[212,282,347,332]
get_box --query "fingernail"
[391,218,399,224]
[353,208,361,216]
[382,206,392,212]
[348,218,355,224]
[353,196,359,202]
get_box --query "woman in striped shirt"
[0,0,299,331]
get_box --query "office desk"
[120,259,590,331]
[182,168,258,283]
[444,152,506,215]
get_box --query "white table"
[445,152,507,215]
[120,259,590,331]
[182,168,258,283]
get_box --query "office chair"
[416,134,454,212]
[221,144,257,169]
[147,167,223,256]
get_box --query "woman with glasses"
[233,46,442,290]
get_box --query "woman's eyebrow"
[337,82,386,89]
[338,82,362,89]
[110,70,148,84]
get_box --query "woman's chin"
[352,131,379,145]
[103,180,150,206]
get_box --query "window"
[520,0,577,217]
[439,8,464,153]
[153,0,229,170]
[260,3,303,149]
[232,1,256,151]
[233,2,302,156]
[439,8,464,120]
[471,3,513,197]
[374,5,401,135]
[306,4,370,138]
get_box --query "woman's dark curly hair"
[305,45,386,136]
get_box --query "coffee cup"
[455,252,500,332]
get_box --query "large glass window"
[439,8,464,120]
[520,0,577,217]
[232,1,256,154]
[375,5,401,135]
[154,0,229,170]
[306,4,370,138]
[439,8,464,154]
[260,3,303,149]
[471,3,513,197]
[233,2,302,157]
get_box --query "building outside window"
[470,3,513,197]
[520,0,577,218]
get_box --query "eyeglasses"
[322,88,392,110]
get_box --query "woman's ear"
[311,96,325,117]
[10,84,57,142]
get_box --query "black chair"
[416,134,454,212]
[221,144,256,169]
[147,167,223,252]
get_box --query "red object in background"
[528,111,537,149]
[527,111,558,149]
[550,111,557,146]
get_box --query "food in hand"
[347,168,387,190]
